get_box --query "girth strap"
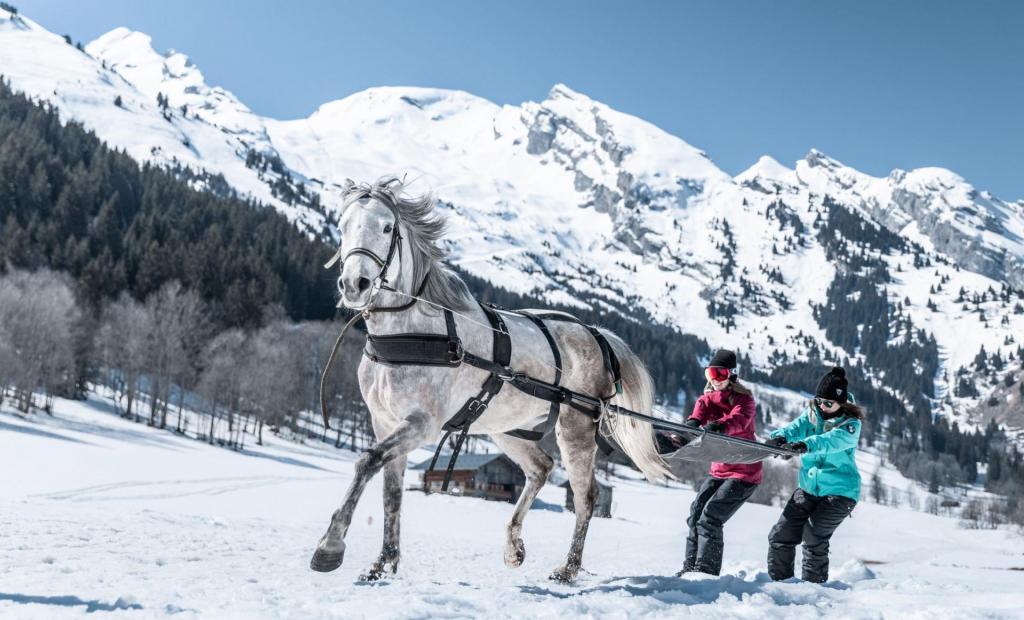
[505,310,563,441]
[429,303,511,491]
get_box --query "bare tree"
[239,322,309,446]
[97,294,150,421]
[198,329,248,444]
[142,282,210,429]
[0,270,80,413]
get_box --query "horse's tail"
[599,329,676,483]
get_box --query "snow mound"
[831,558,877,583]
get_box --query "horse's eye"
[383,223,393,234]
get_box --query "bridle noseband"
[324,194,423,313]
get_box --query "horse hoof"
[359,561,397,582]
[548,565,578,583]
[359,567,390,582]
[504,538,526,568]
[310,547,345,572]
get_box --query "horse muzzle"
[337,272,376,309]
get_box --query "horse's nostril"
[357,277,371,292]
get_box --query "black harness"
[322,187,793,491]
[364,300,624,491]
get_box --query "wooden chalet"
[412,453,526,503]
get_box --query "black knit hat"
[708,349,737,370]
[815,366,848,403]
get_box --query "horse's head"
[328,186,403,311]
[325,176,471,314]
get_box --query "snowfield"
[2,397,1023,619]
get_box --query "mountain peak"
[89,27,153,55]
[803,148,844,169]
[547,83,590,102]
[87,27,265,140]
[736,155,796,186]
[87,27,206,97]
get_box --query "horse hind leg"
[550,410,599,583]
[491,433,555,568]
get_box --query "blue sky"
[19,0,1024,198]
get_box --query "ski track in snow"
[2,396,1024,619]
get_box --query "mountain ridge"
[2,7,1023,437]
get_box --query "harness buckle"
[447,339,465,364]
[466,398,488,414]
[498,368,520,382]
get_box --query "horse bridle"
[324,193,422,313]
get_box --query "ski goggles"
[705,367,731,382]
[815,398,837,408]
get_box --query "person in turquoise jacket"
[764,366,865,583]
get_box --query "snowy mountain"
[796,149,1024,289]
[2,5,1023,434]
[0,8,327,231]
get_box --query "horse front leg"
[359,457,404,581]
[310,410,430,573]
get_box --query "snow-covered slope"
[797,150,1024,289]
[3,396,1023,619]
[0,8,327,231]
[86,27,271,150]
[3,6,1024,430]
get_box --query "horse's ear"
[341,178,355,192]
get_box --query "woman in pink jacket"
[678,349,761,576]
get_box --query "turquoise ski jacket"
[769,403,862,501]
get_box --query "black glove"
[785,441,808,454]
[655,431,686,454]
[683,418,701,429]
[765,436,787,448]
[705,421,725,433]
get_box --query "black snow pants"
[682,475,758,575]
[767,488,856,583]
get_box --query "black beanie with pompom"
[815,366,848,403]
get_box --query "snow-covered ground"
[2,396,1023,619]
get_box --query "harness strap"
[586,326,622,395]
[319,311,366,430]
[519,311,622,397]
[365,333,462,367]
[427,430,454,472]
[497,310,562,441]
[517,311,562,391]
[429,303,511,491]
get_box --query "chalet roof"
[411,453,507,471]
[558,479,613,490]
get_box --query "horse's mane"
[341,176,473,313]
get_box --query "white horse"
[310,177,673,583]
